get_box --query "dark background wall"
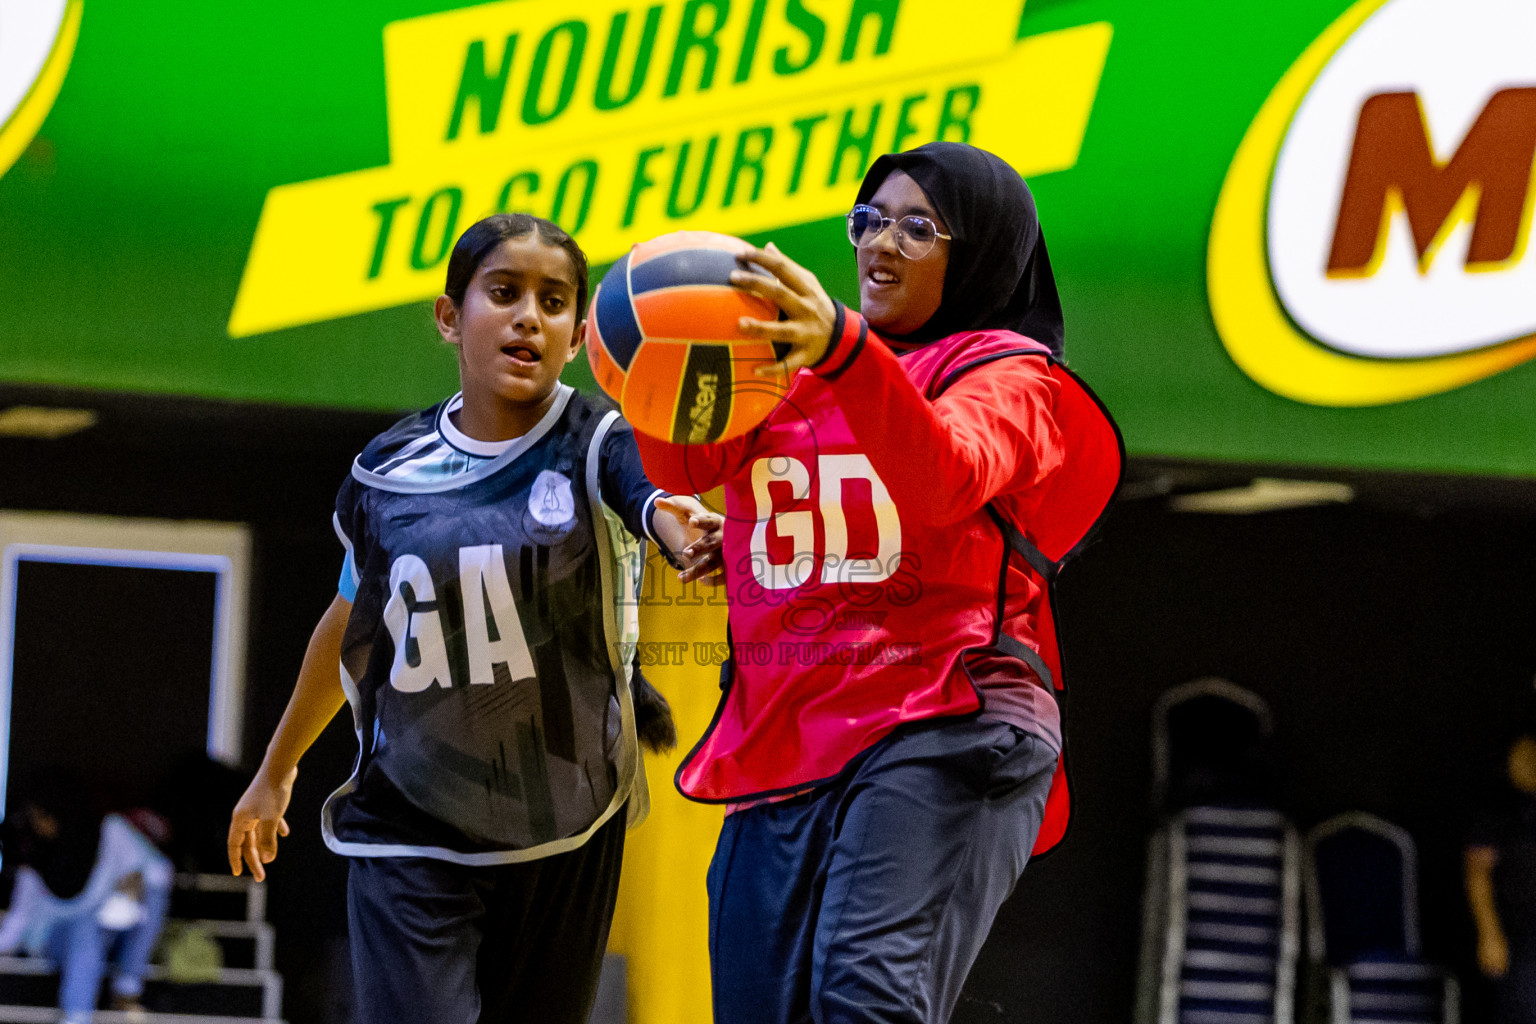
[3,382,1534,1023]
[965,483,1536,1023]
[0,383,396,1023]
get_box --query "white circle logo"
[528,470,575,528]
[1268,0,1536,361]
[1209,0,1536,405]
[0,0,81,179]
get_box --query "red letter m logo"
[1327,87,1536,276]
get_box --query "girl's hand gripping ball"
[730,242,838,377]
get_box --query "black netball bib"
[324,386,649,863]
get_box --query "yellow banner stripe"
[229,22,1110,338]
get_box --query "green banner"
[2,0,1534,477]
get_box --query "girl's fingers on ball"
[738,317,799,341]
[728,269,769,294]
[730,270,800,312]
[757,355,804,378]
[740,245,779,270]
[741,246,802,291]
[755,243,820,295]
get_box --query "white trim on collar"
[437,393,516,457]
[353,385,576,494]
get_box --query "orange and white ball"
[586,231,790,445]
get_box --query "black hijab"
[854,142,1065,358]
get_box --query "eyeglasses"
[845,204,952,260]
[845,205,952,259]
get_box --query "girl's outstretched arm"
[228,593,351,880]
[599,426,724,583]
[733,244,1063,526]
[811,332,1063,525]
[632,430,753,499]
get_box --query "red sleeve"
[812,308,1064,527]
[633,427,752,496]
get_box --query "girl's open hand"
[655,495,725,585]
[731,242,837,377]
[228,766,296,881]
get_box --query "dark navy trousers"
[707,718,1059,1024]
[346,812,625,1024]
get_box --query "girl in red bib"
[638,143,1121,1024]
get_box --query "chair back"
[1153,678,1276,813]
[1307,813,1419,966]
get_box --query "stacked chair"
[1305,814,1459,1024]
[1136,679,1302,1024]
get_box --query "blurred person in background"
[0,769,173,1024]
[1467,731,1536,1024]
